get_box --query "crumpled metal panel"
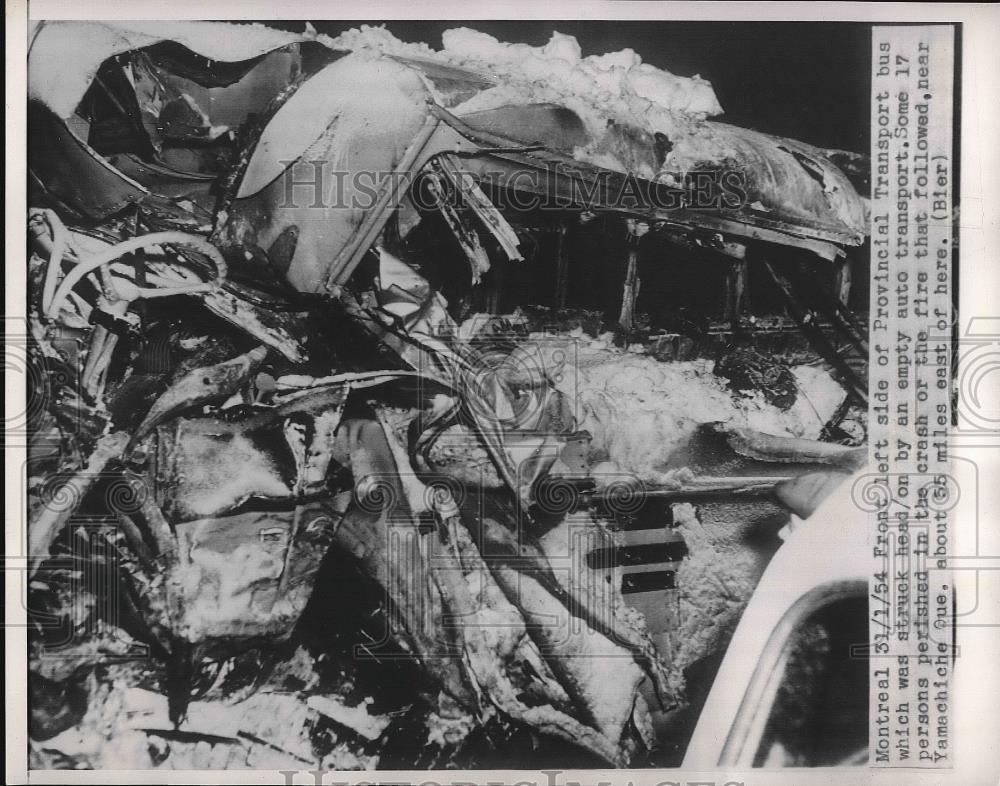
[392,55,867,243]
[213,53,440,293]
[460,103,591,151]
[457,103,866,244]
[215,52,866,296]
[28,101,148,220]
[30,21,866,293]
[28,20,311,119]
[149,385,350,642]
[388,54,496,107]
[663,122,867,244]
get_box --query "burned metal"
[26,21,871,769]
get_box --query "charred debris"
[26,22,869,769]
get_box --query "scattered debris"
[306,696,391,742]
[25,20,869,770]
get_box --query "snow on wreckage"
[26,20,869,769]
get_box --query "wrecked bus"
[26,21,871,769]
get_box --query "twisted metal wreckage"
[26,21,871,767]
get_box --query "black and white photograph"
[7,5,1000,784]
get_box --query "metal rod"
[618,239,640,333]
[554,221,569,308]
[759,255,869,407]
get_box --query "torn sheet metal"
[661,122,867,244]
[28,101,148,221]
[128,47,301,156]
[424,171,493,284]
[215,50,865,295]
[213,53,443,293]
[328,27,865,243]
[25,20,872,769]
[28,20,311,120]
[448,103,867,244]
[29,20,866,299]
[436,154,524,261]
